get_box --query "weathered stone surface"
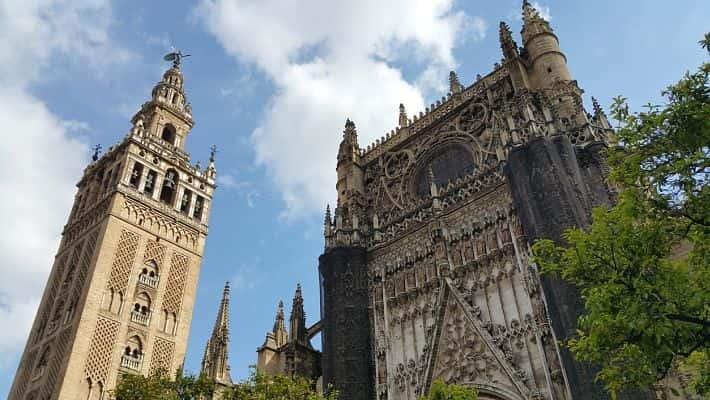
[319,246,374,400]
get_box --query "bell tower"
[8,53,217,400]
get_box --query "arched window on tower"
[138,261,159,288]
[180,189,192,214]
[161,124,176,145]
[144,170,157,196]
[130,292,152,326]
[129,162,144,189]
[121,336,143,371]
[193,195,204,221]
[160,169,178,205]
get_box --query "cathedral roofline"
[358,65,506,165]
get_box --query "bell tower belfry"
[8,53,217,400]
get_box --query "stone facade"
[319,2,623,400]
[8,58,216,400]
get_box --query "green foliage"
[111,369,215,400]
[532,34,709,398]
[222,370,337,400]
[112,368,334,400]
[419,380,477,400]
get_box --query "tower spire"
[200,282,232,385]
[289,284,307,346]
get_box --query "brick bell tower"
[8,52,217,400]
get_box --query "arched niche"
[412,141,476,198]
[161,124,176,145]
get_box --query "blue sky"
[0,0,707,397]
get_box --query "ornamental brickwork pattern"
[162,252,190,314]
[149,337,175,374]
[85,317,121,385]
[106,230,140,293]
[143,240,167,267]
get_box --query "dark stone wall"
[319,246,374,400]
[505,136,622,400]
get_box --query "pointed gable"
[426,281,529,400]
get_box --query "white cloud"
[531,2,551,21]
[218,173,261,208]
[197,0,483,219]
[0,0,127,370]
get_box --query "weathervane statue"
[164,49,191,68]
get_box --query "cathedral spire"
[200,282,232,385]
[289,284,307,346]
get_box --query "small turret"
[336,119,365,208]
[520,0,572,88]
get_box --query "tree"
[419,380,477,400]
[532,36,709,398]
[111,368,333,400]
[111,369,215,400]
[222,370,338,400]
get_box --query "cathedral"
[7,2,696,400]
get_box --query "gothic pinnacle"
[289,283,307,345]
[277,300,285,318]
[449,71,463,94]
[591,97,605,117]
[499,21,519,59]
[399,103,408,127]
[274,300,285,332]
[92,144,102,162]
[324,204,332,225]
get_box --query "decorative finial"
[163,50,191,68]
[399,103,408,127]
[209,144,218,163]
[449,71,463,94]
[92,144,102,162]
